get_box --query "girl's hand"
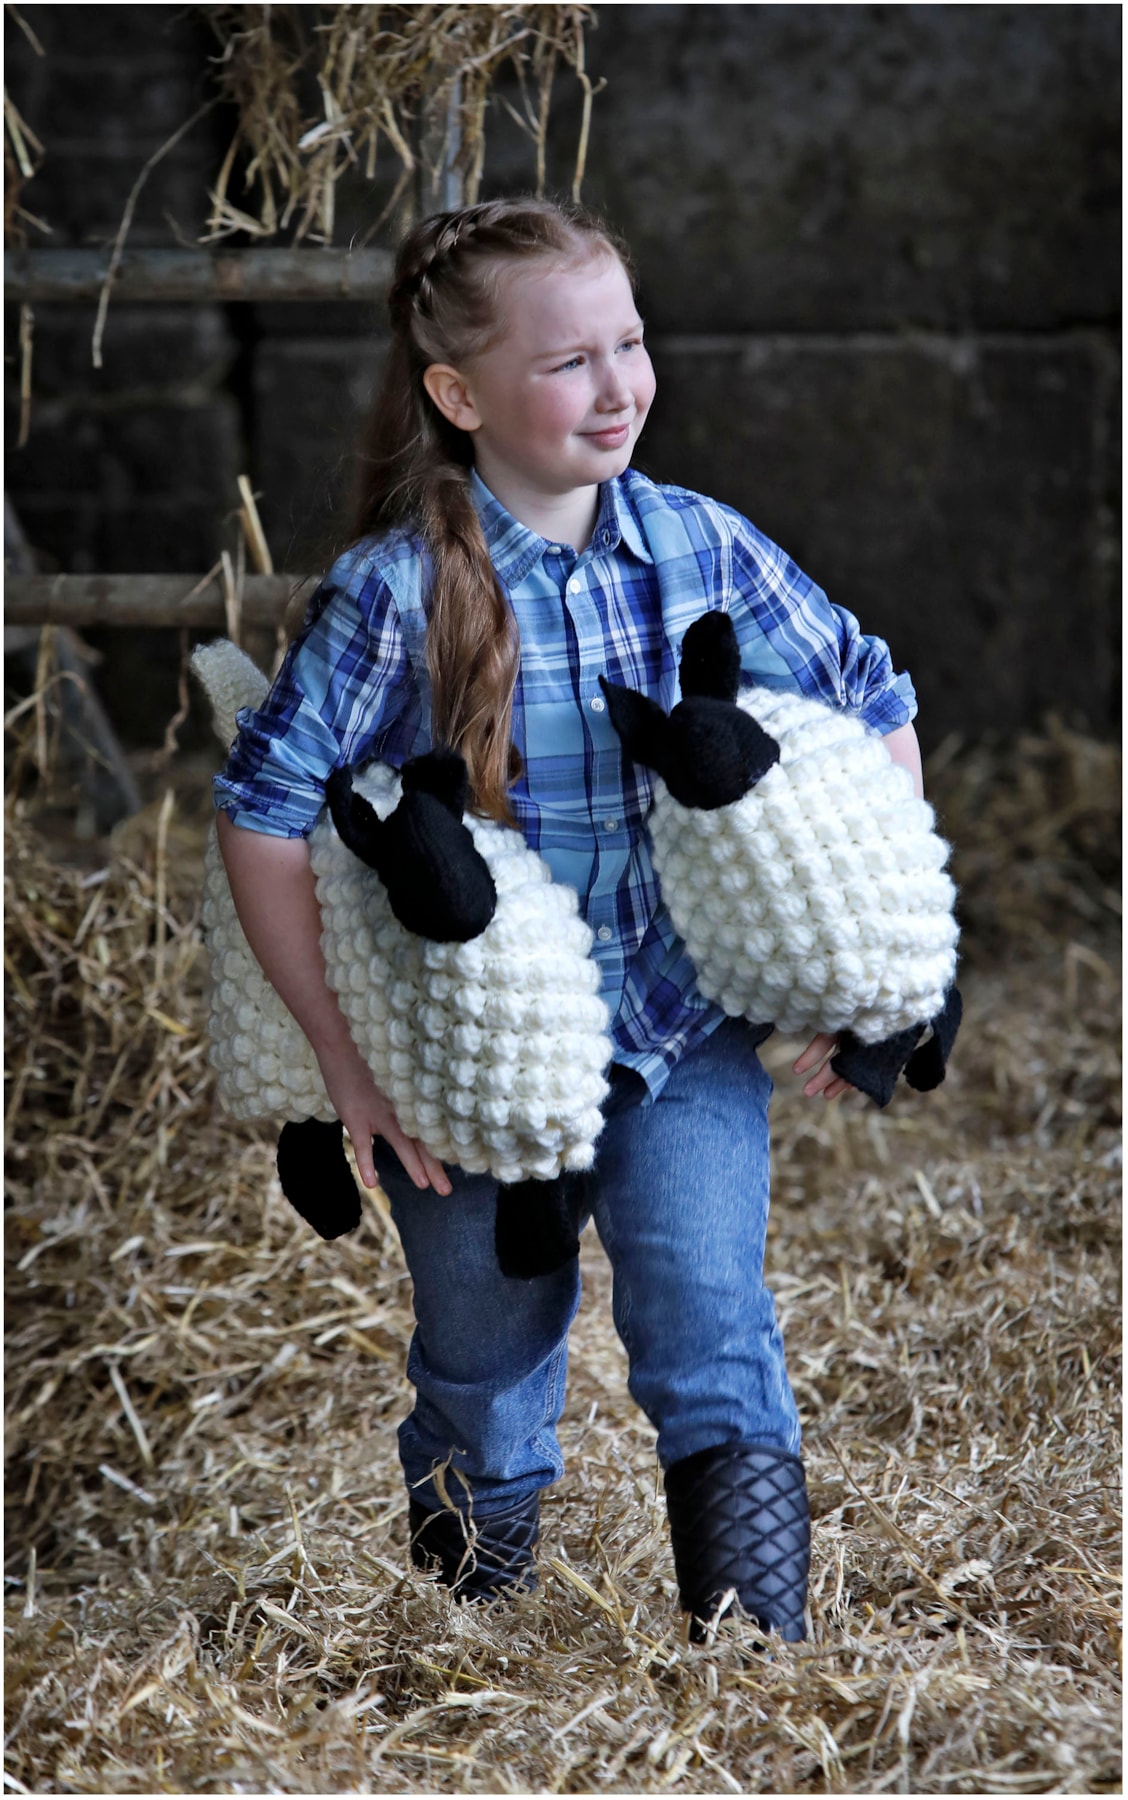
[316,1038,453,1196]
[793,1033,854,1102]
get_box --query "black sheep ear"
[679,610,742,702]
[598,676,675,782]
[325,765,386,866]
[400,745,471,818]
[326,756,497,942]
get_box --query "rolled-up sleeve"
[213,546,418,838]
[726,510,917,735]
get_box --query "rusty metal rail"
[4,247,393,304]
[5,573,318,628]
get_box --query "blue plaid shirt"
[216,468,917,1098]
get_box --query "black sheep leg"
[830,1022,928,1108]
[831,983,963,1106]
[276,1117,362,1238]
[277,1125,589,1270]
[904,984,963,1092]
[495,1171,587,1279]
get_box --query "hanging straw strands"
[3,6,49,246]
[3,668,1120,1791]
[201,4,600,245]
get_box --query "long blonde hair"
[352,198,635,823]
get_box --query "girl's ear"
[422,362,481,433]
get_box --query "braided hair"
[352,198,635,824]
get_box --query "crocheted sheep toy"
[193,640,612,1277]
[599,611,961,1105]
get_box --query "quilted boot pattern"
[408,1492,540,1601]
[665,1443,810,1643]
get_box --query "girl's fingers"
[377,1118,452,1197]
[417,1143,453,1196]
[378,1121,425,1189]
[346,1123,379,1190]
[792,1034,855,1100]
[793,1033,837,1075]
[804,1066,851,1101]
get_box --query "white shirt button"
[603,818,619,832]
[590,695,606,713]
[548,546,562,556]
[568,577,582,594]
[596,925,613,942]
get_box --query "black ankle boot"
[664,1442,810,1643]
[408,1493,540,1601]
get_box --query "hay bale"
[4,719,1120,1794]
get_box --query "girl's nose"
[595,361,632,412]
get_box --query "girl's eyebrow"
[532,319,646,361]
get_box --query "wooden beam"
[6,495,143,827]
[5,573,319,628]
[4,248,394,304]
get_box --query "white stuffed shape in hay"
[599,610,961,1105]
[193,640,611,1186]
[649,691,958,1041]
[309,762,611,1183]
[195,641,336,1126]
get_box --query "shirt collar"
[601,476,654,565]
[470,469,653,584]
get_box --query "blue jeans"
[372,1018,801,1516]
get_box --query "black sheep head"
[599,610,781,809]
[325,747,497,942]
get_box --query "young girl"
[214,197,924,1642]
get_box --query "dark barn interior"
[4,7,1121,1793]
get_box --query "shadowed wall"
[4,4,1120,748]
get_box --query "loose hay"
[4,714,1121,1794]
[201,4,599,243]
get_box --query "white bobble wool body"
[307,765,611,1182]
[647,689,959,1043]
[195,643,612,1183]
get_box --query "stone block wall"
[4,3,1120,748]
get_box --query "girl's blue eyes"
[553,340,643,373]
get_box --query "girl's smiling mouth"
[582,422,632,448]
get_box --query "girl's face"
[430,253,656,509]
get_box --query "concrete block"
[581,4,1120,332]
[10,492,234,577]
[253,338,386,568]
[638,331,1116,739]
[10,305,237,398]
[8,395,240,505]
[18,147,215,249]
[8,4,201,64]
